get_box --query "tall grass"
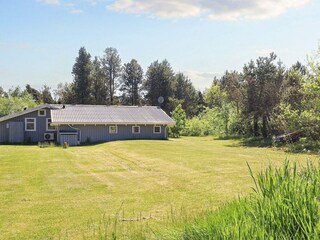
[179,161,320,239]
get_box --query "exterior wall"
[0,108,56,143]
[58,124,167,144]
[0,107,169,144]
[0,122,9,143]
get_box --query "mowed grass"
[0,137,317,239]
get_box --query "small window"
[46,118,56,131]
[38,109,46,117]
[132,126,140,134]
[109,125,118,134]
[6,123,9,129]
[25,118,36,131]
[153,126,161,134]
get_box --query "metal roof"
[50,105,175,125]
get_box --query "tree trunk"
[262,114,268,138]
[253,114,259,137]
[109,70,113,105]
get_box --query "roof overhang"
[51,122,175,126]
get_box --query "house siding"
[58,124,167,144]
[0,108,56,143]
[0,106,171,144]
[0,122,9,143]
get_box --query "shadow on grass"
[215,136,274,148]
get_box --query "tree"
[280,68,304,110]
[0,92,37,117]
[91,57,107,104]
[205,83,234,135]
[170,104,186,138]
[120,59,143,105]
[220,71,244,113]
[25,84,41,103]
[0,87,8,98]
[174,73,198,117]
[40,85,54,104]
[54,82,75,104]
[243,53,284,138]
[144,60,175,113]
[102,47,121,105]
[72,47,93,104]
[195,91,206,116]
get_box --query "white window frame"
[38,109,46,117]
[153,126,161,134]
[25,118,36,131]
[46,118,56,131]
[109,125,118,134]
[132,126,140,134]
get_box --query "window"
[109,125,118,134]
[25,118,36,131]
[132,126,140,134]
[153,126,161,134]
[46,118,56,131]
[38,109,46,117]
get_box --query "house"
[0,104,175,145]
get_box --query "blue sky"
[0,0,319,91]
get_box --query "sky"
[0,0,320,92]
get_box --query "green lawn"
[0,137,316,239]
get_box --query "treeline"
[55,47,205,116]
[0,46,205,118]
[1,46,320,141]
[0,85,52,117]
[181,49,320,141]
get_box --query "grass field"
[0,137,317,239]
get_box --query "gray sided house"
[0,104,175,145]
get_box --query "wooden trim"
[25,118,36,131]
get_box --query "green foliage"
[102,47,122,105]
[91,56,107,104]
[180,161,320,239]
[54,82,74,103]
[72,46,93,104]
[174,73,199,117]
[183,84,236,137]
[40,85,54,104]
[120,59,143,105]
[170,104,187,138]
[185,106,237,137]
[144,59,175,113]
[0,92,37,117]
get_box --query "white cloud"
[108,0,311,20]
[181,70,222,90]
[70,9,84,14]
[37,0,60,5]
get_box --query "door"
[9,122,24,143]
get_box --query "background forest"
[1,46,320,142]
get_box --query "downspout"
[68,124,81,145]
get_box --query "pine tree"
[120,59,143,105]
[72,47,93,104]
[102,47,121,105]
